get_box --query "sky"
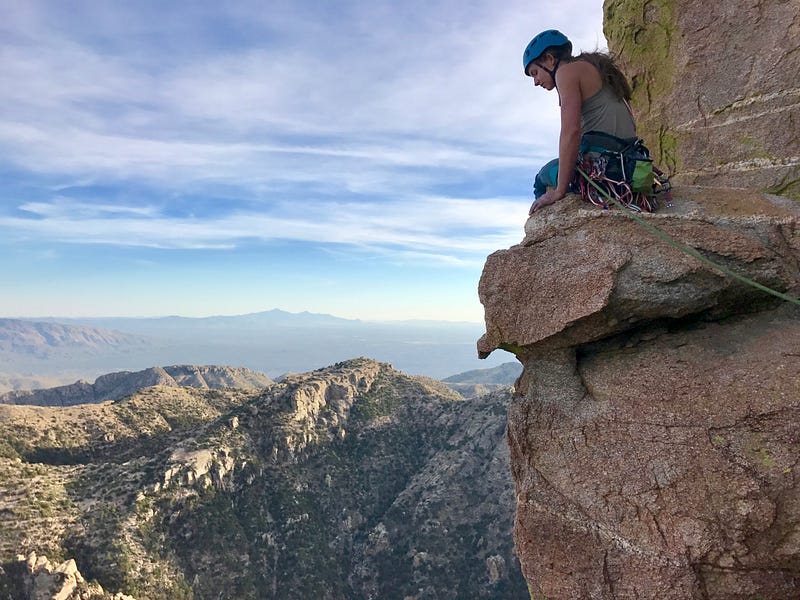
[1,0,607,322]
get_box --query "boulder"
[479,188,799,357]
[17,551,110,600]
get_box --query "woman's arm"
[529,64,583,214]
[554,65,582,195]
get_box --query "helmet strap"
[543,59,560,88]
[535,57,561,103]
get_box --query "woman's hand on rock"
[529,189,566,215]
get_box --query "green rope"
[575,166,800,306]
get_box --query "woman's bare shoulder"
[561,60,602,98]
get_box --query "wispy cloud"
[19,200,159,218]
[2,195,523,260]
[0,0,605,319]
[0,0,601,187]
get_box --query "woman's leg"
[533,158,560,198]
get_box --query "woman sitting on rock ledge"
[524,30,636,214]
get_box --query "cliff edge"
[478,187,800,598]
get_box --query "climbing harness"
[576,152,666,213]
[575,164,800,307]
[575,131,669,213]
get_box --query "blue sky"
[1,0,606,322]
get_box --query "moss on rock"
[603,0,680,173]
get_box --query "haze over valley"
[0,311,511,393]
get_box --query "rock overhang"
[478,187,800,358]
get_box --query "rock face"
[603,0,800,199]
[478,188,800,598]
[9,551,125,600]
[0,364,273,406]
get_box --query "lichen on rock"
[603,0,800,198]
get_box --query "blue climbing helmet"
[523,30,572,75]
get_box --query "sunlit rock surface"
[604,0,800,198]
[478,187,800,599]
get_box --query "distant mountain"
[443,362,522,385]
[0,318,150,358]
[0,365,273,406]
[0,358,525,599]
[37,309,358,335]
[1,311,511,385]
[442,362,521,398]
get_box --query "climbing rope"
[575,165,800,307]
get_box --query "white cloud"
[0,0,605,189]
[19,201,158,218]
[2,194,524,261]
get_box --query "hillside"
[0,358,525,599]
[0,319,157,394]
[0,365,274,407]
[441,362,521,399]
[441,362,521,385]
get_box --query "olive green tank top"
[581,85,636,138]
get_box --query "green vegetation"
[603,0,680,173]
[498,342,526,358]
[0,360,524,599]
[765,174,800,201]
[349,372,398,421]
[752,446,775,468]
[657,126,679,175]
[0,437,24,460]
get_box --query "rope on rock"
[575,165,800,307]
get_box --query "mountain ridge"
[0,365,274,407]
[0,312,508,390]
[0,357,526,599]
[0,319,150,357]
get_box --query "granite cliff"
[0,358,526,599]
[478,187,800,599]
[475,5,800,595]
[603,0,800,198]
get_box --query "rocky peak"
[9,551,135,600]
[278,357,383,424]
[256,357,445,463]
[479,186,800,598]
